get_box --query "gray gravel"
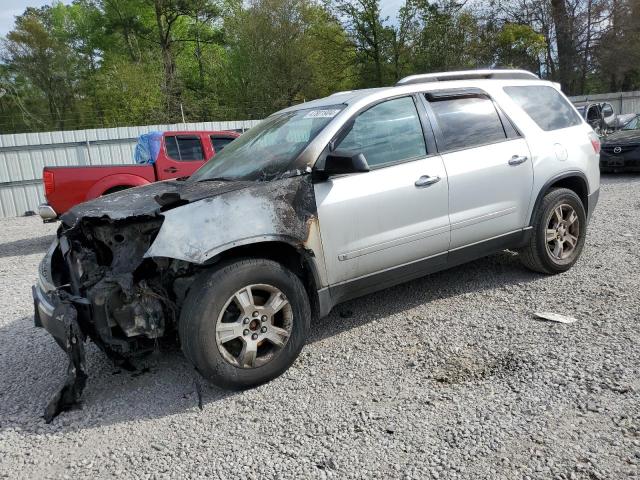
[1,175,639,480]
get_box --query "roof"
[280,69,546,114]
[396,69,539,85]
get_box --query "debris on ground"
[533,311,578,324]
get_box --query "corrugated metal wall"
[0,120,259,218]
[569,90,640,115]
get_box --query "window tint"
[428,96,507,151]
[504,86,583,131]
[165,135,204,161]
[210,136,235,153]
[336,97,426,167]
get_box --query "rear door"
[158,134,207,180]
[424,92,533,249]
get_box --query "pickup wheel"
[179,258,310,389]
[519,188,587,274]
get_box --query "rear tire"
[519,188,587,274]
[179,258,310,389]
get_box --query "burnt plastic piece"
[43,303,88,423]
[154,191,188,209]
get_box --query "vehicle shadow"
[599,172,640,185]
[0,250,542,434]
[0,234,55,258]
[309,250,540,344]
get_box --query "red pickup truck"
[39,130,240,220]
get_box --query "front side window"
[165,135,205,161]
[504,85,583,131]
[336,96,427,167]
[428,96,507,151]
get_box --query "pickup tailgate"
[43,164,156,216]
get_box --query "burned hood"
[145,175,316,264]
[60,179,254,226]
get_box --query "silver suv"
[33,70,600,420]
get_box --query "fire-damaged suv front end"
[32,170,322,422]
[33,197,181,422]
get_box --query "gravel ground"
[0,175,639,480]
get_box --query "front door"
[425,94,534,249]
[315,96,450,288]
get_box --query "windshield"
[622,115,639,131]
[190,105,344,182]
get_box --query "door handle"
[415,175,441,188]
[508,155,528,166]
[164,167,178,173]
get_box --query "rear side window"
[210,136,235,153]
[337,96,427,167]
[504,86,582,131]
[165,135,205,161]
[428,96,507,151]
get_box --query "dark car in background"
[600,114,640,172]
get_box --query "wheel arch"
[85,174,151,201]
[192,239,323,322]
[529,171,589,226]
[102,185,133,196]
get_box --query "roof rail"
[396,69,539,86]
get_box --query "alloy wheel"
[545,203,580,261]
[215,284,293,368]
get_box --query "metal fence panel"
[0,120,260,218]
[569,91,640,115]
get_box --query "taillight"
[43,170,55,196]
[588,131,601,154]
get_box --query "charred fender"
[146,176,319,264]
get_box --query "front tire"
[519,188,587,274]
[179,258,310,389]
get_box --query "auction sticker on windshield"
[304,109,341,119]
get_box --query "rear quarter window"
[504,85,583,131]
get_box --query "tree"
[1,7,81,130]
[223,0,355,117]
[335,0,393,87]
[495,23,547,74]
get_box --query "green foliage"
[495,23,547,73]
[0,0,638,134]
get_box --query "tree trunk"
[550,0,577,94]
[153,0,180,122]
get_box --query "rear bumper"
[38,203,58,222]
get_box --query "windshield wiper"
[196,176,235,183]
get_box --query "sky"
[0,0,405,36]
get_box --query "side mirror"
[315,150,370,178]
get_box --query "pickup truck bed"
[42,165,156,217]
[39,130,240,219]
